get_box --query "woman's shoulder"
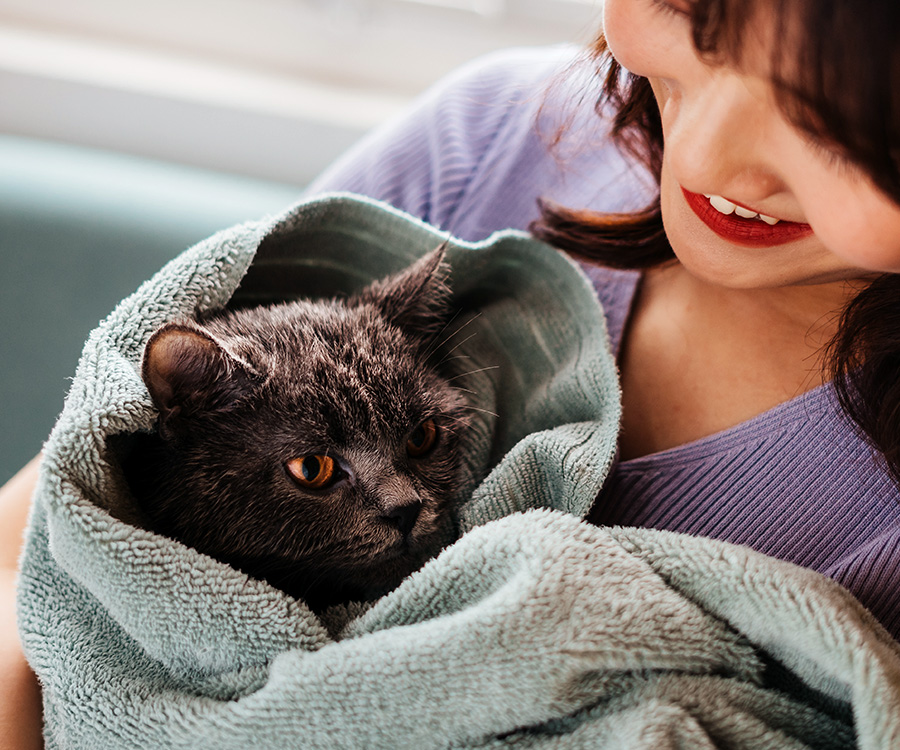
[307,45,655,240]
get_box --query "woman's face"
[602,0,900,282]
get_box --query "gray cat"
[127,247,470,610]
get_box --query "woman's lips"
[682,188,814,247]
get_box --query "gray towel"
[17,194,900,748]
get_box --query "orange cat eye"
[286,455,336,489]
[407,419,439,457]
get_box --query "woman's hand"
[0,457,44,750]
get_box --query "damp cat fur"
[127,247,470,610]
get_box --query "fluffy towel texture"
[17,194,900,749]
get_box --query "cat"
[126,247,471,610]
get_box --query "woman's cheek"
[813,213,900,273]
[798,174,900,273]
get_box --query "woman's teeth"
[703,194,781,225]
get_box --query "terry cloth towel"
[17,193,900,749]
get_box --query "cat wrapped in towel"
[17,193,900,749]
[127,246,470,610]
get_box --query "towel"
[17,193,900,749]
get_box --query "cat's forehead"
[240,307,450,437]
[253,372,451,455]
[273,301,422,370]
[275,347,445,423]
[214,300,388,372]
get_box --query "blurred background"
[0,0,601,484]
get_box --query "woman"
[3,0,900,743]
[305,0,900,635]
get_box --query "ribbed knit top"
[307,45,900,639]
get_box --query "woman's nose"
[661,73,783,200]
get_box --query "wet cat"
[127,247,470,610]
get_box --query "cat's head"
[138,247,471,606]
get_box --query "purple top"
[307,46,900,639]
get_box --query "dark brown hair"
[532,0,900,482]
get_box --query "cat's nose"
[383,501,422,537]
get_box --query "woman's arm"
[0,457,44,750]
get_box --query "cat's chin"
[384,530,448,572]
[370,546,431,583]
[269,545,436,611]
[339,539,445,601]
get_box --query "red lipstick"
[682,188,814,247]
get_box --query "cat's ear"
[356,243,453,337]
[142,321,258,436]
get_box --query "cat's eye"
[407,419,439,457]
[286,454,337,490]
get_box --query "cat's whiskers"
[424,311,484,361]
[445,365,500,382]
[436,354,475,369]
[421,308,465,361]
[434,332,482,368]
[441,412,469,424]
[434,422,462,439]
[461,405,500,419]
[427,314,485,367]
